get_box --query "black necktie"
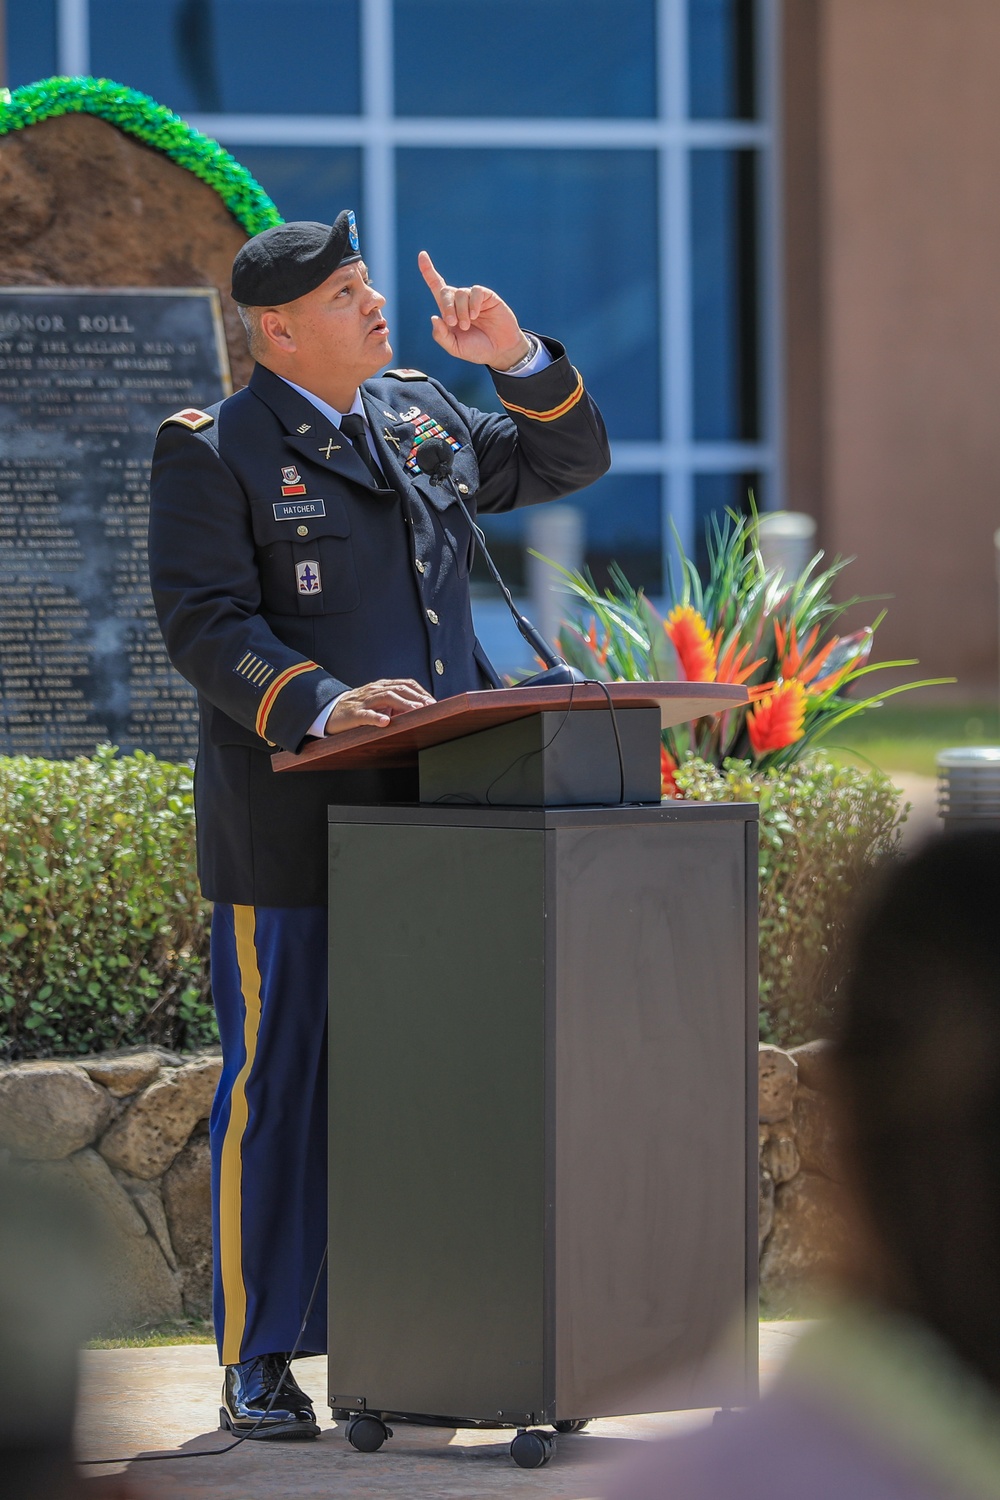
[340,413,385,487]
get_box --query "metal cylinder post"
[937,747,1000,832]
[525,505,585,657]
[757,511,817,581]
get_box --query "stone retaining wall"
[0,1042,842,1332]
[0,1051,217,1331]
[757,1040,845,1310]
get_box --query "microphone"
[412,438,585,687]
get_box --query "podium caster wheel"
[346,1415,392,1452]
[553,1419,589,1433]
[511,1429,554,1468]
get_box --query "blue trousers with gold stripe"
[210,904,328,1364]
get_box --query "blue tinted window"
[6,2,58,88]
[395,0,656,118]
[227,147,362,226]
[692,470,759,580]
[688,0,756,119]
[395,149,659,442]
[473,475,662,597]
[691,148,759,441]
[89,0,360,115]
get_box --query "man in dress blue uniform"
[148,209,610,1438]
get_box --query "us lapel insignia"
[297,422,312,433]
[319,439,342,460]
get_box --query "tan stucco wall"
[788,0,1000,691]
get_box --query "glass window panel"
[395,148,659,441]
[6,2,58,88]
[394,0,656,118]
[225,147,362,227]
[89,0,360,115]
[688,0,756,119]
[473,475,662,598]
[692,470,759,581]
[691,148,759,441]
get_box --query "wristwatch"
[496,334,539,374]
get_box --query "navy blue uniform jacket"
[148,339,610,906]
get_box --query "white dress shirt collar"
[278,377,366,431]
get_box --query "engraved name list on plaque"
[0,288,231,760]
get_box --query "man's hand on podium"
[324,678,435,734]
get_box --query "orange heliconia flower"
[807,628,873,696]
[666,605,717,682]
[715,631,767,687]
[747,679,807,756]
[773,617,849,693]
[773,618,820,679]
[661,744,680,799]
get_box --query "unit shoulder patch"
[384,368,428,381]
[159,407,215,433]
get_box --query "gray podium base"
[327,800,759,1430]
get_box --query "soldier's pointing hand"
[418,251,532,372]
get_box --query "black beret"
[231,209,363,306]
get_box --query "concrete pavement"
[77,1322,808,1498]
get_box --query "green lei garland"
[0,76,283,236]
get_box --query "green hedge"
[0,747,213,1059]
[1,747,904,1059]
[676,753,906,1045]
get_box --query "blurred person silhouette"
[0,1168,142,1498]
[607,829,1000,1500]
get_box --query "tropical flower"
[716,631,767,687]
[806,628,873,695]
[543,505,947,776]
[747,679,807,756]
[661,744,680,798]
[666,604,717,681]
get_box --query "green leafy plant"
[677,754,906,1044]
[551,508,948,788]
[0,746,213,1059]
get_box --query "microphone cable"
[483,676,578,805]
[79,1245,328,1469]
[588,677,626,805]
[480,676,627,808]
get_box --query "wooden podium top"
[272,681,748,774]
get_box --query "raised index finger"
[418,249,449,299]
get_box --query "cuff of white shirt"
[492,334,553,378]
[307,694,344,738]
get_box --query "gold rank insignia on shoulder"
[384,368,427,380]
[160,407,214,432]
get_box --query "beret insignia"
[384,368,427,380]
[160,407,214,432]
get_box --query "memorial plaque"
[0,288,231,760]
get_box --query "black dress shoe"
[220,1353,320,1440]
